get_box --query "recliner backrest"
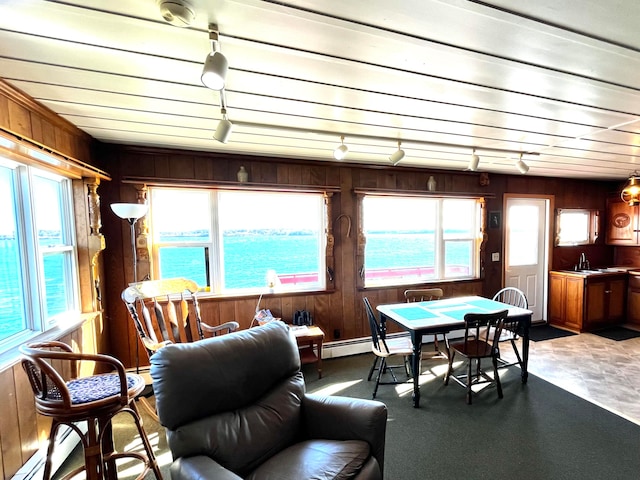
[150,321,304,477]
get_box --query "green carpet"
[55,354,640,480]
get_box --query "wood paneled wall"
[0,80,107,480]
[97,144,619,369]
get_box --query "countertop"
[552,267,633,277]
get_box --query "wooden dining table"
[377,295,533,407]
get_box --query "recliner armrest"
[302,394,387,474]
[171,456,242,480]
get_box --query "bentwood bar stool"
[20,341,163,480]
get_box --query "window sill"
[0,311,101,372]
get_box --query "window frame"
[356,190,484,289]
[0,155,80,354]
[148,186,335,296]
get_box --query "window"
[150,188,327,294]
[361,195,481,287]
[0,157,79,352]
[555,209,600,246]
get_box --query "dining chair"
[363,297,414,399]
[20,341,163,480]
[444,309,508,404]
[493,287,528,369]
[121,278,239,418]
[404,288,448,358]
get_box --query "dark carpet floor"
[55,353,640,480]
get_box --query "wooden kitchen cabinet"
[549,271,627,332]
[627,271,640,327]
[606,197,640,245]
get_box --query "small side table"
[291,325,325,378]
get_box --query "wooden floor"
[503,326,640,426]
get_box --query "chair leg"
[367,356,379,381]
[466,358,473,405]
[42,420,63,480]
[444,351,455,385]
[510,338,523,367]
[127,401,163,480]
[373,358,386,399]
[493,356,504,399]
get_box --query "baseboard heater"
[322,329,464,359]
[13,424,84,480]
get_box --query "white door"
[504,196,550,321]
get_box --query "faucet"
[578,252,590,270]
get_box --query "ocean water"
[1,233,470,335]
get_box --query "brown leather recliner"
[150,321,387,480]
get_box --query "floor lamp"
[111,202,149,284]
[111,202,149,376]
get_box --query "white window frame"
[149,187,329,295]
[359,193,482,288]
[0,156,80,354]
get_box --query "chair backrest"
[363,297,389,355]
[493,287,528,308]
[20,341,130,413]
[404,288,444,302]
[121,278,205,358]
[150,321,303,477]
[461,310,509,356]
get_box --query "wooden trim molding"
[353,187,494,199]
[122,176,340,194]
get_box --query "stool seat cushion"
[67,373,142,404]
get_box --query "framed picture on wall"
[489,211,501,229]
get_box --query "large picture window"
[361,195,481,287]
[150,188,327,294]
[0,157,79,352]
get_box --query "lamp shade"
[201,51,228,90]
[469,153,480,171]
[214,118,233,143]
[516,158,529,174]
[334,144,348,160]
[111,203,148,220]
[621,174,640,206]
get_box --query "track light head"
[213,109,233,143]
[468,150,480,171]
[389,141,405,165]
[334,136,348,160]
[201,51,228,90]
[516,155,529,174]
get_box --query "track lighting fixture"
[201,24,228,91]
[516,154,529,174]
[334,136,349,160]
[389,141,405,165]
[214,108,233,143]
[621,171,640,206]
[468,149,480,171]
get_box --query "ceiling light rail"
[233,121,539,164]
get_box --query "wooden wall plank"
[0,368,22,478]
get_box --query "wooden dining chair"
[444,309,508,404]
[363,297,414,399]
[493,287,528,369]
[404,288,448,358]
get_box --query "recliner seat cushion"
[246,439,371,480]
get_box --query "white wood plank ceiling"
[2,0,640,180]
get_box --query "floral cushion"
[67,373,139,404]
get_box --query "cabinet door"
[606,199,637,245]
[607,277,627,322]
[549,274,566,326]
[586,281,606,329]
[564,277,585,331]
[628,288,640,327]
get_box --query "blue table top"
[377,295,531,331]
